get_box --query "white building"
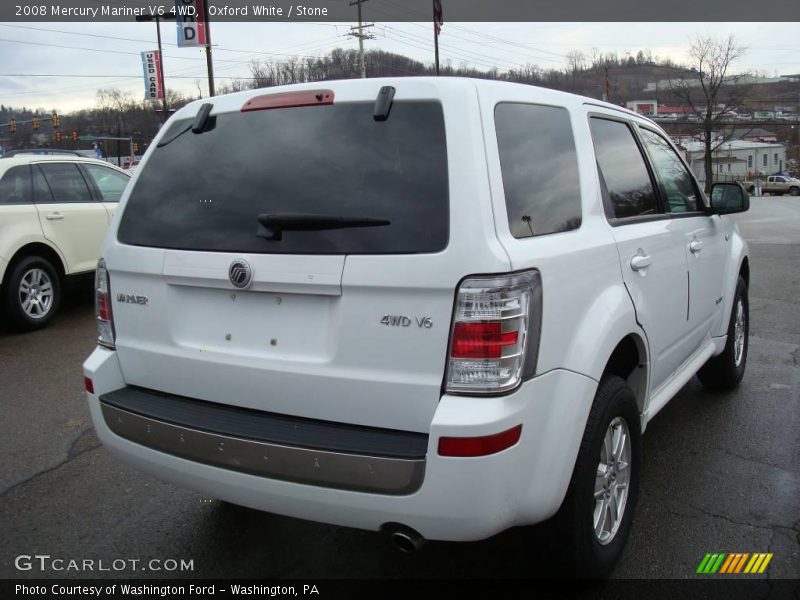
[679,139,787,182]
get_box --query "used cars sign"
[140,50,164,101]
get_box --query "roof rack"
[1,149,84,158]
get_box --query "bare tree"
[669,35,748,191]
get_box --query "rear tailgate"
[107,79,509,433]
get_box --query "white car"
[83,78,750,576]
[0,153,130,330]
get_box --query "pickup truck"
[745,175,800,196]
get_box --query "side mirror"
[709,182,749,215]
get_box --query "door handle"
[630,253,653,271]
[45,212,64,221]
[689,239,704,254]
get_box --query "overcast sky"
[1,21,799,112]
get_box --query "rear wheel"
[3,255,61,331]
[697,276,748,390]
[554,375,642,578]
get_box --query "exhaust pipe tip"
[383,523,426,553]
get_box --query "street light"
[135,13,175,121]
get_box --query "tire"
[747,186,755,194]
[789,187,800,197]
[554,375,642,578]
[697,276,748,390]
[2,255,61,332]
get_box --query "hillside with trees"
[1,45,798,158]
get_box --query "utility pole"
[432,0,443,76]
[155,16,169,117]
[202,0,215,96]
[604,66,610,102]
[349,0,373,78]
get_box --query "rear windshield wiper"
[156,103,215,148]
[256,212,390,241]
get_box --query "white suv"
[83,78,750,576]
[0,153,130,330]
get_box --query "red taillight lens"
[451,322,518,359]
[438,425,522,457]
[98,293,110,321]
[84,377,94,394]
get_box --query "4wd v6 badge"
[380,315,433,328]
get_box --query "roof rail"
[1,148,84,158]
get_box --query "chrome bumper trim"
[101,403,425,495]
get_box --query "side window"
[495,103,581,238]
[638,128,700,213]
[84,164,129,202]
[0,165,32,205]
[32,166,54,203]
[589,117,658,220]
[36,163,93,204]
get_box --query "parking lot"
[1,197,798,580]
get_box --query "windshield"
[118,101,449,254]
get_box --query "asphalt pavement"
[0,197,798,580]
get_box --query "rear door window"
[495,103,581,237]
[589,117,658,220]
[118,101,449,255]
[35,163,93,204]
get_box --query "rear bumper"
[84,347,597,541]
[99,387,426,495]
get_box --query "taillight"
[445,270,542,394]
[95,258,115,350]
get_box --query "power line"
[0,24,349,60]
[370,0,567,62]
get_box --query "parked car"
[83,78,750,577]
[744,175,800,196]
[0,153,130,330]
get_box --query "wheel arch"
[1,241,67,287]
[714,229,749,341]
[601,334,649,415]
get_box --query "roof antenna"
[373,86,396,122]
[192,103,213,134]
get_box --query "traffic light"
[32,116,40,130]
[55,131,62,143]
[51,112,60,127]
[8,118,15,133]
[133,142,140,153]
[72,130,78,141]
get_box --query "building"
[626,100,658,116]
[730,128,778,143]
[657,105,695,116]
[680,139,787,182]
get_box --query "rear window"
[118,101,449,254]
